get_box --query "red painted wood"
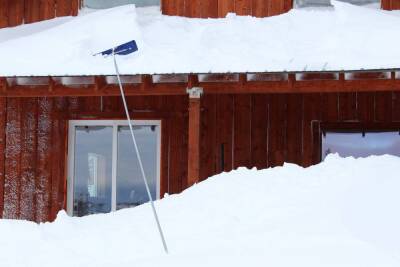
[233,94,252,169]
[36,98,54,222]
[252,0,268,17]
[321,93,339,122]
[56,0,72,17]
[250,94,268,169]
[200,95,217,181]
[204,0,219,18]
[216,94,234,172]
[357,92,375,122]
[161,0,174,15]
[71,0,80,16]
[286,94,303,164]
[3,98,21,219]
[0,0,9,28]
[235,0,252,15]
[218,0,235,17]
[19,98,37,221]
[393,92,400,121]
[268,94,286,167]
[302,94,321,167]
[0,98,6,218]
[8,0,24,27]
[339,93,357,121]
[375,92,392,122]
[41,0,56,20]
[268,0,284,16]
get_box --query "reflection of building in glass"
[88,153,107,198]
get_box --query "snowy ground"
[1,1,400,76]
[1,154,400,266]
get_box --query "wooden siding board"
[71,0,79,16]
[161,0,174,15]
[19,98,38,221]
[8,0,24,27]
[321,93,339,122]
[204,0,219,18]
[218,0,235,17]
[200,95,217,181]
[0,98,6,217]
[268,0,284,16]
[216,94,234,172]
[0,0,9,28]
[302,94,321,167]
[4,98,21,219]
[393,92,400,122]
[252,0,268,17]
[41,0,56,20]
[233,94,252,169]
[268,94,286,167]
[36,98,53,222]
[56,0,72,17]
[235,0,252,15]
[286,94,303,164]
[339,93,357,121]
[250,94,268,169]
[375,92,393,122]
[357,92,375,122]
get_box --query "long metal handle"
[113,51,169,254]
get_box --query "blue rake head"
[98,40,138,56]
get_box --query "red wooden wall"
[0,95,188,222]
[382,0,400,10]
[162,0,293,18]
[0,91,399,222]
[0,0,80,28]
[198,91,400,181]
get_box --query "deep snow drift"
[1,1,400,76]
[1,154,400,266]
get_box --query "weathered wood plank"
[357,92,375,122]
[188,96,201,186]
[71,0,80,16]
[235,0,252,15]
[216,94,234,173]
[268,0,284,16]
[302,94,321,167]
[4,98,21,219]
[36,98,53,222]
[200,95,217,181]
[375,92,392,122]
[286,94,303,164]
[40,0,56,20]
[0,0,9,28]
[19,98,37,221]
[203,0,219,18]
[339,92,357,121]
[252,0,268,17]
[393,92,400,122]
[56,0,72,17]
[268,94,286,167]
[218,0,235,17]
[8,0,24,27]
[321,93,339,122]
[0,98,6,218]
[233,94,252,169]
[250,94,268,169]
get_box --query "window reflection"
[117,125,158,210]
[322,131,400,160]
[84,0,160,9]
[73,126,113,217]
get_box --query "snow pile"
[1,1,400,76]
[1,154,400,266]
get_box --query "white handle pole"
[113,51,169,254]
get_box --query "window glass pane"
[322,132,400,160]
[73,126,113,216]
[84,0,160,9]
[117,125,158,210]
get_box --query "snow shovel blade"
[99,40,138,56]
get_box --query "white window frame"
[67,120,162,216]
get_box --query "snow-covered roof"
[0,1,400,77]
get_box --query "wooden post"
[187,87,203,187]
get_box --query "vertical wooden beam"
[40,0,56,20]
[250,94,268,169]
[302,94,321,167]
[235,0,251,15]
[71,0,80,16]
[0,97,6,218]
[233,94,252,169]
[252,0,268,17]
[8,0,24,27]
[56,0,72,17]
[218,0,235,17]
[216,94,234,173]
[187,87,202,186]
